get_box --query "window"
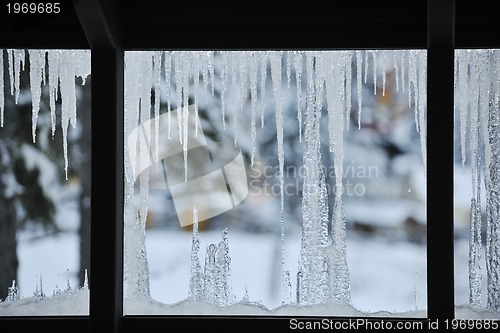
[123,50,427,316]
[1,0,499,332]
[0,49,91,316]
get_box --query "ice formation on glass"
[0,49,91,179]
[123,50,427,309]
[456,49,500,311]
[189,216,233,307]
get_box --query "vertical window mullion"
[427,0,456,320]
[89,48,124,333]
[74,1,125,332]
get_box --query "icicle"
[401,50,406,93]
[203,243,217,304]
[325,52,350,304]
[220,51,228,129]
[215,228,232,306]
[124,52,141,192]
[164,51,172,139]
[207,51,215,96]
[287,51,292,89]
[28,49,44,143]
[480,53,493,258]
[270,50,287,303]
[201,51,210,110]
[298,51,320,305]
[238,51,248,147]
[294,51,303,141]
[174,51,184,144]
[189,207,204,301]
[393,50,400,93]
[382,51,387,97]
[231,51,239,145]
[408,50,417,117]
[138,52,154,239]
[417,52,427,176]
[260,51,268,128]
[123,52,137,298]
[13,49,25,104]
[181,54,191,182]
[485,50,500,311]
[34,274,45,299]
[329,196,351,304]
[469,198,482,306]
[152,51,162,162]
[83,269,89,289]
[314,52,325,139]
[458,50,470,169]
[249,52,259,165]
[356,50,363,129]
[58,50,79,180]
[123,51,152,299]
[47,50,59,137]
[64,51,77,128]
[7,280,19,302]
[372,50,377,95]
[364,50,369,84]
[470,53,486,305]
[192,52,200,135]
[0,50,4,127]
[7,49,15,97]
[454,52,458,125]
[454,50,500,310]
[344,51,353,131]
[469,53,480,205]
[298,51,343,306]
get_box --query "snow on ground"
[143,227,427,314]
[2,222,499,319]
[1,165,499,319]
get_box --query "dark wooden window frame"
[1,0,499,332]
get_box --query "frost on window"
[454,49,500,319]
[0,49,91,316]
[123,50,428,316]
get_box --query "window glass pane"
[123,50,427,316]
[0,49,91,316]
[454,49,500,319]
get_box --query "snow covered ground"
[0,199,498,319]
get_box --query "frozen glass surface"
[123,50,428,316]
[0,49,91,316]
[454,49,500,319]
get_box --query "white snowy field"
[0,226,499,319]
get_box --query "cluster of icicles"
[123,50,428,307]
[456,49,500,311]
[2,47,498,312]
[0,49,91,179]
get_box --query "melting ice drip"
[123,50,427,308]
[0,49,91,179]
[456,49,500,311]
